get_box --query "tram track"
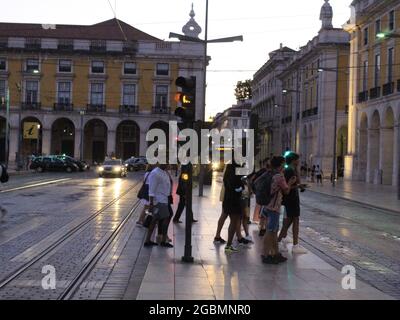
[0,179,142,293]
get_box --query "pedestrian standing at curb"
[311,165,316,183]
[223,162,250,254]
[316,165,323,185]
[262,156,297,264]
[240,175,253,243]
[278,153,308,254]
[137,164,154,226]
[214,165,228,244]
[144,164,173,248]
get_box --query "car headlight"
[212,163,220,170]
[113,166,121,172]
[98,167,104,172]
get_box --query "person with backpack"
[0,163,9,222]
[278,153,308,254]
[261,156,297,264]
[137,165,154,226]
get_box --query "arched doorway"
[359,113,368,181]
[337,125,348,178]
[51,118,75,157]
[369,111,380,184]
[116,120,140,160]
[21,117,42,158]
[84,119,107,164]
[382,107,394,185]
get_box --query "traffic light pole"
[182,121,194,263]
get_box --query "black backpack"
[0,164,9,183]
[254,171,275,206]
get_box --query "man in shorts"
[262,156,297,264]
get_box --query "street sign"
[23,122,39,139]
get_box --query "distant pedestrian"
[137,165,154,225]
[144,164,173,248]
[156,167,174,244]
[311,165,316,183]
[240,176,253,242]
[214,166,228,244]
[316,165,323,185]
[173,170,198,224]
[262,156,297,264]
[278,153,308,254]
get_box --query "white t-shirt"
[148,167,171,205]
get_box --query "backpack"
[254,171,274,206]
[0,164,9,183]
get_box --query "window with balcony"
[374,54,381,88]
[155,85,168,108]
[90,40,106,52]
[25,38,41,50]
[156,63,169,76]
[58,59,72,73]
[91,61,104,74]
[389,10,395,31]
[26,59,39,72]
[25,81,39,104]
[57,82,72,106]
[0,80,5,103]
[124,62,136,75]
[122,84,136,106]
[58,39,73,51]
[0,58,6,71]
[375,19,381,36]
[363,27,369,46]
[90,83,104,105]
[388,48,394,83]
[362,60,368,92]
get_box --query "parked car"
[124,157,148,172]
[55,155,89,172]
[30,156,79,173]
[98,159,128,178]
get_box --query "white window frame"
[123,62,137,75]
[0,79,7,103]
[89,82,105,105]
[387,47,394,83]
[90,60,105,74]
[58,59,72,73]
[24,80,40,104]
[156,63,169,76]
[56,81,72,105]
[374,54,381,88]
[26,58,40,72]
[154,84,169,108]
[121,83,137,106]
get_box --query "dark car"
[30,156,79,173]
[98,159,128,178]
[124,157,148,172]
[55,155,89,172]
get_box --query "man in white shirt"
[144,164,173,248]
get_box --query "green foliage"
[234,79,252,102]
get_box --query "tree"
[234,79,252,102]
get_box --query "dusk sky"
[2,0,351,119]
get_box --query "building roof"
[0,18,160,41]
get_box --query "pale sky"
[2,0,351,119]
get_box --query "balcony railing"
[119,105,139,114]
[90,45,106,53]
[86,104,106,113]
[54,103,74,111]
[382,82,394,96]
[21,102,41,110]
[369,87,381,99]
[358,91,368,103]
[152,106,170,114]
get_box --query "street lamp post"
[36,124,41,156]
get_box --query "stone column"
[367,128,380,184]
[107,130,116,157]
[41,128,51,156]
[379,128,394,185]
[74,128,82,160]
[8,127,19,164]
[393,123,400,187]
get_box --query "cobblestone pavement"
[299,191,400,299]
[0,171,146,300]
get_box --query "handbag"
[137,175,150,200]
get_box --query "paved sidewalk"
[130,179,394,300]
[306,179,400,214]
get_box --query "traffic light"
[175,76,196,123]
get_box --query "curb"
[307,188,400,215]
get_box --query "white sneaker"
[292,244,308,254]
[279,242,288,252]
[244,235,254,243]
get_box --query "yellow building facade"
[0,17,205,165]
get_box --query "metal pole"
[198,0,209,197]
[332,48,339,187]
[295,74,300,152]
[4,88,10,168]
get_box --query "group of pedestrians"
[215,152,308,264]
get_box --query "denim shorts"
[264,209,280,232]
